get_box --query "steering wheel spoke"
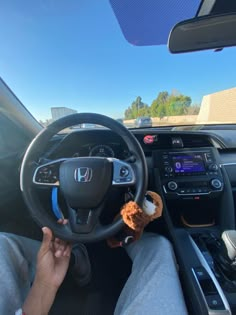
[67,203,103,235]
[33,158,67,187]
[108,158,136,187]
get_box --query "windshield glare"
[0,1,235,129]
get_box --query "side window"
[0,112,29,156]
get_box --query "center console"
[172,229,234,315]
[152,146,236,314]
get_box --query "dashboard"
[44,127,236,167]
[43,127,236,201]
[46,128,221,158]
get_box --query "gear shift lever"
[214,230,236,281]
[222,230,236,267]
[198,231,236,282]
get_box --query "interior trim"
[221,163,236,166]
[189,236,232,315]
[181,215,215,228]
[197,0,216,16]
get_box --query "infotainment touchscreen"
[172,154,205,173]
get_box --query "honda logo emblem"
[74,167,93,183]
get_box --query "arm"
[22,280,57,315]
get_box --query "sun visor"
[109,0,200,46]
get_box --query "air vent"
[182,135,212,148]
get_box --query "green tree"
[157,103,167,119]
[150,91,169,117]
[157,91,169,104]
[164,94,192,117]
[138,104,150,117]
[124,90,194,119]
[124,96,150,119]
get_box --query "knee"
[156,234,173,249]
[0,233,28,257]
[0,233,12,245]
[0,233,17,251]
[129,233,175,269]
[134,233,173,259]
[141,232,173,249]
[142,233,175,259]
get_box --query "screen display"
[172,154,205,173]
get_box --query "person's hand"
[23,219,72,315]
[35,219,72,290]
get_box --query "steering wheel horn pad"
[60,157,112,209]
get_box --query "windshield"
[0,1,235,129]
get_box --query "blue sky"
[0,0,235,121]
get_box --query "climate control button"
[210,178,222,189]
[167,181,178,191]
[208,164,219,171]
[165,166,173,173]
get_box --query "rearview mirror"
[168,13,236,53]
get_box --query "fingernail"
[42,227,47,233]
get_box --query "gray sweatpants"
[0,232,188,315]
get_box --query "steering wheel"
[20,113,148,243]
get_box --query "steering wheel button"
[120,167,129,177]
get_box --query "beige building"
[197,87,236,124]
[51,107,77,121]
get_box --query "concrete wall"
[197,87,236,124]
[124,115,197,127]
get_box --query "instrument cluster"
[71,143,131,160]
